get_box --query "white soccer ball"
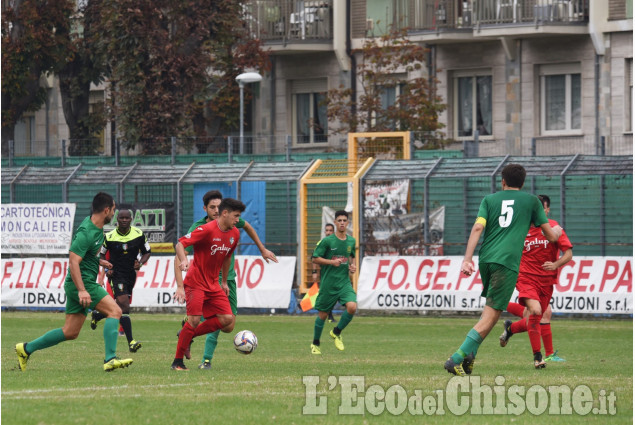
[233,330,258,355]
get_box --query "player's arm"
[462,219,485,276]
[173,242,189,304]
[242,221,278,263]
[135,234,151,270]
[313,256,343,267]
[99,242,113,270]
[539,222,562,243]
[69,251,92,307]
[543,248,573,271]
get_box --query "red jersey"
[179,219,239,292]
[519,218,573,280]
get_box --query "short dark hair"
[219,198,246,214]
[203,190,223,206]
[325,223,335,230]
[501,164,526,189]
[538,194,551,208]
[92,192,114,214]
[334,210,348,220]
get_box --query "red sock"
[510,317,527,334]
[507,302,525,318]
[541,323,554,356]
[175,322,195,359]
[527,315,542,354]
[193,317,222,337]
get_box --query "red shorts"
[185,285,232,319]
[516,274,554,313]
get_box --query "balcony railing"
[403,0,587,32]
[244,0,333,42]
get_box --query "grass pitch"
[2,312,632,424]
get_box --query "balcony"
[244,0,334,52]
[401,0,588,41]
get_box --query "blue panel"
[239,181,267,255]
[192,183,236,224]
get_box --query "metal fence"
[2,155,632,262]
[4,133,632,166]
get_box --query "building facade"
[10,0,633,157]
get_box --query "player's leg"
[116,287,140,352]
[506,301,527,318]
[330,286,357,351]
[173,287,203,370]
[200,280,237,369]
[446,264,515,375]
[523,298,546,368]
[311,311,329,354]
[17,281,94,371]
[312,289,337,354]
[192,290,234,337]
[16,313,85,372]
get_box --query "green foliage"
[326,27,447,149]
[1,0,74,136]
[95,0,269,154]
[59,0,108,156]
[1,313,632,424]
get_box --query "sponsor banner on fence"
[358,256,632,314]
[103,203,176,253]
[1,256,295,309]
[0,203,76,254]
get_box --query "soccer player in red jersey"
[170,198,245,370]
[499,195,573,368]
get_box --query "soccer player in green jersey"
[310,210,357,354]
[312,223,336,323]
[444,164,562,376]
[15,192,134,372]
[174,190,277,369]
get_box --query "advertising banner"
[104,203,175,253]
[358,256,632,314]
[1,256,296,309]
[0,204,76,254]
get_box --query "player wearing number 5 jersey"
[444,164,562,376]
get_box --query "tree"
[95,0,269,154]
[58,0,107,156]
[326,26,447,149]
[1,0,74,154]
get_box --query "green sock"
[26,328,66,354]
[313,316,325,343]
[104,318,119,361]
[451,329,483,363]
[203,330,220,362]
[335,311,354,332]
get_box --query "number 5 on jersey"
[499,200,514,227]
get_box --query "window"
[540,64,582,134]
[626,58,633,133]
[454,73,492,138]
[378,83,405,130]
[14,115,36,155]
[293,92,327,144]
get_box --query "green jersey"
[312,234,356,289]
[64,216,104,288]
[477,191,548,272]
[186,216,245,281]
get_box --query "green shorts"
[314,282,357,313]
[479,263,518,311]
[64,281,109,315]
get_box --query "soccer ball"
[233,330,258,355]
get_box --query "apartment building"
[11,0,633,157]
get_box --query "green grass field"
[2,312,632,424]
